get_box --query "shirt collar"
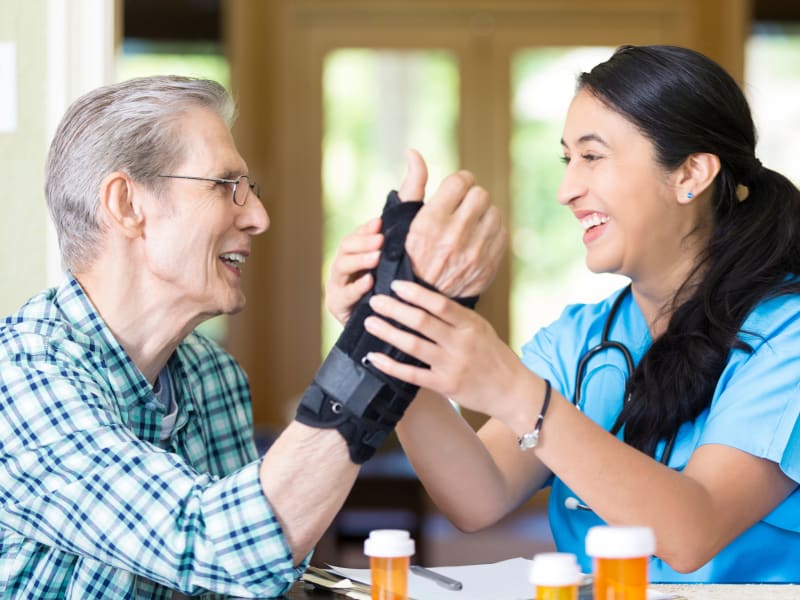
[54,273,153,409]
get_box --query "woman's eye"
[582,153,601,162]
[560,155,570,165]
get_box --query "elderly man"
[0,76,504,598]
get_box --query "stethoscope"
[566,284,677,512]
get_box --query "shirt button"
[145,401,159,411]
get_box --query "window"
[321,49,459,354]
[746,23,800,185]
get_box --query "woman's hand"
[324,149,427,325]
[363,280,533,422]
[324,218,383,325]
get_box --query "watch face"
[519,430,539,450]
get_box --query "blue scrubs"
[521,286,800,582]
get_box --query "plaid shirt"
[0,276,304,598]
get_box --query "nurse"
[333,45,800,581]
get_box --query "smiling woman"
[343,45,800,582]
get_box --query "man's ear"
[99,172,144,238]
[675,152,720,205]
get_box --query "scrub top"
[521,286,800,583]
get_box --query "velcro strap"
[316,346,385,418]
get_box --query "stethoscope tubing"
[571,284,676,468]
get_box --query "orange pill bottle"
[364,529,415,600]
[585,526,655,600]
[529,552,583,600]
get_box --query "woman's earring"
[686,192,694,200]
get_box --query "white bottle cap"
[585,525,656,558]
[529,552,583,587]
[364,529,415,558]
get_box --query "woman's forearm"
[397,389,550,531]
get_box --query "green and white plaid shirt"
[0,276,303,598]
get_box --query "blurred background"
[2,0,798,568]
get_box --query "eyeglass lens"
[233,176,260,206]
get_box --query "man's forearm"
[259,421,359,564]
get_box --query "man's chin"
[222,293,247,315]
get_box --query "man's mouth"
[220,252,247,272]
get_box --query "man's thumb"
[397,148,428,202]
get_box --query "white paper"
[0,42,17,133]
[330,558,679,600]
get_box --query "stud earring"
[686,192,694,200]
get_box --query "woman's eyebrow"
[561,133,610,148]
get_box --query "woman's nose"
[556,163,586,206]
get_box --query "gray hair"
[45,75,236,272]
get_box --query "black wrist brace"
[295,190,478,463]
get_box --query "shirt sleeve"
[0,358,301,598]
[698,294,800,532]
[521,307,578,400]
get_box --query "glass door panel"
[746,24,800,185]
[322,49,459,354]
[510,47,627,352]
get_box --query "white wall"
[0,0,114,316]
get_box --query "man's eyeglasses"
[157,174,261,207]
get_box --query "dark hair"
[578,45,800,457]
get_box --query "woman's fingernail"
[390,280,409,293]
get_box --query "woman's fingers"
[365,299,443,364]
[329,250,381,281]
[325,218,384,324]
[388,280,468,327]
[364,351,433,389]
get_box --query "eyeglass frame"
[157,174,261,206]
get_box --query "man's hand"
[401,150,506,297]
[325,149,506,325]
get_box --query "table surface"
[280,581,800,599]
[650,583,800,599]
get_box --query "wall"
[0,0,116,317]
[0,0,49,316]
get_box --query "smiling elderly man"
[0,76,504,598]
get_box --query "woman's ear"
[98,172,144,238]
[676,152,721,205]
